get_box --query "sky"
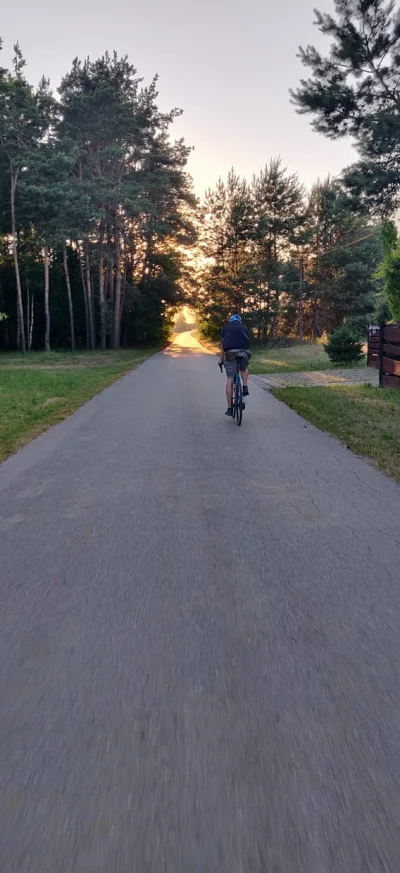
[2,0,356,198]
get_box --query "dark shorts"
[223,349,250,378]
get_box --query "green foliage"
[374,295,392,324]
[305,178,383,334]
[198,170,383,343]
[198,318,222,343]
[324,325,365,365]
[199,162,307,340]
[377,221,400,319]
[291,0,400,214]
[0,42,196,352]
[380,247,400,320]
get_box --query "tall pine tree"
[291,0,400,214]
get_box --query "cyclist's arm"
[219,342,224,364]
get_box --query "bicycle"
[219,354,246,426]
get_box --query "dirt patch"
[41,397,63,407]
[253,367,379,390]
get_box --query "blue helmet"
[229,314,242,323]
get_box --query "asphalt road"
[1,331,400,873]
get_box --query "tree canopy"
[291,0,400,215]
[0,32,389,354]
[197,167,383,342]
[0,42,196,352]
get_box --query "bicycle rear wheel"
[235,381,242,426]
[237,391,243,426]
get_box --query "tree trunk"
[113,226,122,349]
[98,226,106,351]
[29,290,34,351]
[108,256,114,309]
[26,279,30,348]
[44,244,51,352]
[79,245,90,349]
[120,268,127,321]
[11,171,26,354]
[63,247,76,353]
[84,240,95,350]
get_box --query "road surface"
[1,331,400,873]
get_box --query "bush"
[324,325,365,366]
[198,318,221,342]
[374,295,392,325]
[346,315,369,339]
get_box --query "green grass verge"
[0,348,152,368]
[196,336,365,375]
[272,385,400,482]
[0,349,154,461]
[250,343,366,374]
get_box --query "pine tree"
[0,44,51,351]
[291,0,400,214]
[251,158,307,338]
[304,179,383,334]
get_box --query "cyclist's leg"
[226,376,234,409]
[239,353,249,393]
[223,355,236,411]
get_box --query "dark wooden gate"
[368,323,400,388]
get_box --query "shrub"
[198,318,221,342]
[324,325,364,366]
[374,295,392,325]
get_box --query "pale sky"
[2,0,356,197]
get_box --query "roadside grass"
[196,335,365,374]
[0,348,151,368]
[0,348,154,461]
[250,342,366,374]
[272,385,400,481]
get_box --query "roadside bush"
[198,318,221,342]
[324,325,364,366]
[374,295,392,325]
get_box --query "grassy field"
[0,348,151,368]
[250,342,365,374]
[273,385,400,481]
[197,336,365,374]
[0,348,154,461]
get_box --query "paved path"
[1,331,400,873]
[254,366,379,389]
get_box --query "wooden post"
[379,322,385,388]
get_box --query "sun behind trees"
[0,10,393,356]
[0,43,196,353]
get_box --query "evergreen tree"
[291,0,400,214]
[0,44,51,351]
[377,220,400,319]
[304,179,383,334]
[251,158,307,338]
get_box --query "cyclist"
[219,314,250,416]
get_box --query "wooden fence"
[367,323,400,388]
